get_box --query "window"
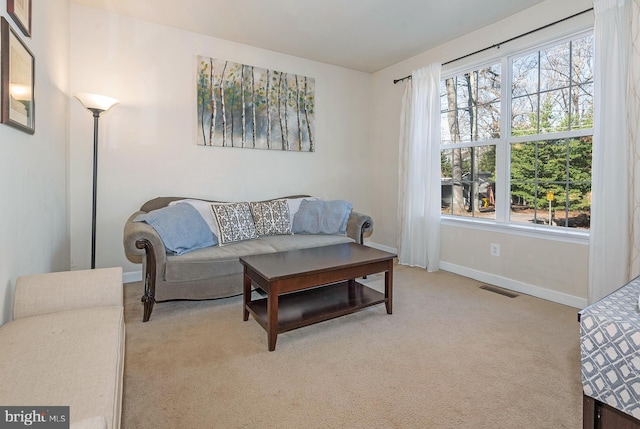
[440,65,500,220]
[440,32,593,231]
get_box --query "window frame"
[440,29,593,243]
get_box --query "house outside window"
[440,31,593,231]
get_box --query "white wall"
[369,0,593,307]
[69,5,372,277]
[0,0,70,324]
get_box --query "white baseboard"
[439,261,588,309]
[123,271,142,284]
[365,241,398,254]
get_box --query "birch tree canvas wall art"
[197,56,315,152]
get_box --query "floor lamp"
[74,93,119,269]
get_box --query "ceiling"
[70,0,546,73]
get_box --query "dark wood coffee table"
[240,243,395,351]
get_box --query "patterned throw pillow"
[250,200,292,236]
[210,202,258,245]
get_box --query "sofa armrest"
[13,267,123,320]
[123,211,170,322]
[123,211,168,263]
[346,211,373,244]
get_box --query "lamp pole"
[89,108,103,269]
[74,93,119,270]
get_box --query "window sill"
[441,215,589,245]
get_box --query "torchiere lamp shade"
[74,92,119,113]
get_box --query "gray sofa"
[123,196,373,321]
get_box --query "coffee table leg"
[243,271,251,321]
[267,286,278,351]
[385,262,393,314]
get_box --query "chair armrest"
[346,211,373,244]
[13,267,123,320]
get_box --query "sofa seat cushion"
[259,234,353,252]
[0,306,124,428]
[164,239,277,282]
[164,235,355,283]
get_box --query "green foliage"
[510,87,593,212]
[478,145,496,175]
[441,152,452,177]
[510,137,591,211]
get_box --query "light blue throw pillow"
[292,199,352,235]
[134,203,217,255]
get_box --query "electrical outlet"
[490,243,500,257]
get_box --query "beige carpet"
[121,264,582,429]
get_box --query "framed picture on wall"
[1,17,35,134]
[7,0,31,37]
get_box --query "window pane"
[478,65,501,103]
[457,109,473,143]
[540,41,570,91]
[442,63,500,144]
[537,139,567,180]
[512,52,538,97]
[510,179,541,224]
[441,112,454,144]
[539,182,560,226]
[570,83,594,130]
[441,147,471,215]
[568,136,592,181]
[475,146,497,220]
[557,184,591,228]
[540,89,570,133]
[441,149,453,214]
[511,142,537,183]
[442,78,457,112]
[477,102,500,140]
[547,184,590,229]
[441,146,496,219]
[456,75,472,108]
[510,139,591,229]
[440,79,450,112]
[512,94,538,136]
[571,35,594,85]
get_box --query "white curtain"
[589,0,633,303]
[629,0,640,278]
[397,63,442,271]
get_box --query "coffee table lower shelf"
[246,281,386,334]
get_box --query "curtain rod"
[393,7,594,84]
